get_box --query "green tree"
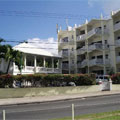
[0,38,24,74]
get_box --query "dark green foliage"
[0,73,96,88]
[111,73,120,84]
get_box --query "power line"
[0,10,101,20]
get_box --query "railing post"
[72,104,74,120]
[3,110,6,120]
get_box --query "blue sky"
[0,0,120,46]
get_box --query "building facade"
[58,10,120,75]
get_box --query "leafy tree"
[0,38,24,74]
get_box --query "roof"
[13,43,61,58]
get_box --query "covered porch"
[13,54,62,75]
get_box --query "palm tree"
[4,45,24,74]
[0,38,24,74]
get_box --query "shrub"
[0,73,96,88]
[111,73,120,84]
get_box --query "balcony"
[116,56,120,64]
[87,28,102,38]
[77,46,86,55]
[77,34,86,42]
[77,59,87,68]
[89,59,110,67]
[62,63,69,70]
[89,59,103,67]
[59,51,69,58]
[88,43,102,52]
[14,66,61,74]
[114,22,120,32]
[115,39,120,47]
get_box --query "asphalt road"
[0,94,120,120]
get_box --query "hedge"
[111,73,120,84]
[0,74,96,88]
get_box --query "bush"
[111,73,120,84]
[0,73,96,88]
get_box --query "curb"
[0,91,120,106]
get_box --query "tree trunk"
[6,60,11,74]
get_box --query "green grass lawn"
[52,110,120,120]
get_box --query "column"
[85,19,89,74]
[52,58,54,72]
[13,62,15,74]
[44,57,46,68]
[101,14,106,75]
[24,55,26,71]
[34,56,37,73]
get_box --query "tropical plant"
[0,38,24,74]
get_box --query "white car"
[96,75,110,83]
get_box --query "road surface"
[0,94,120,120]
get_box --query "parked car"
[96,75,110,84]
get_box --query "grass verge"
[52,110,120,120]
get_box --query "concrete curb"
[0,90,120,106]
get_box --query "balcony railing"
[77,34,86,41]
[87,28,102,38]
[62,63,69,70]
[115,39,120,47]
[89,59,110,67]
[116,56,120,64]
[114,22,120,31]
[89,59,103,66]
[77,46,86,55]
[59,51,68,57]
[14,65,61,74]
[88,43,102,52]
[77,59,87,68]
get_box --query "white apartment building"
[58,10,120,75]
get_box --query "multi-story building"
[58,26,76,74]
[58,10,120,75]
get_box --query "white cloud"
[101,0,120,15]
[88,0,120,15]
[27,37,58,55]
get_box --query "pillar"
[52,58,54,72]
[34,56,37,73]
[44,57,46,68]
[24,55,26,71]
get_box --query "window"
[97,55,103,59]
[104,25,106,29]
[118,52,120,56]
[80,30,85,35]
[117,36,120,39]
[105,54,108,59]
[105,40,107,44]
[72,35,74,39]
[72,48,74,51]
[91,56,95,59]
[62,37,68,42]
[116,21,120,24]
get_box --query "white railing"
[89,59,110,66]
[88,43,102,52]
[14,66,61,74]
[87,28,101,38]
[26,66,34,72]
[114,22,120,31]
[77,46,86,55]
[62,63,69,70]
[116,56,120,63]
[77,34,86,41]
[115,39,120,47]
[77,59,87,68]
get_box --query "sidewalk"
[0,90,120,106]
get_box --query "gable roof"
[13,43,61,58]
